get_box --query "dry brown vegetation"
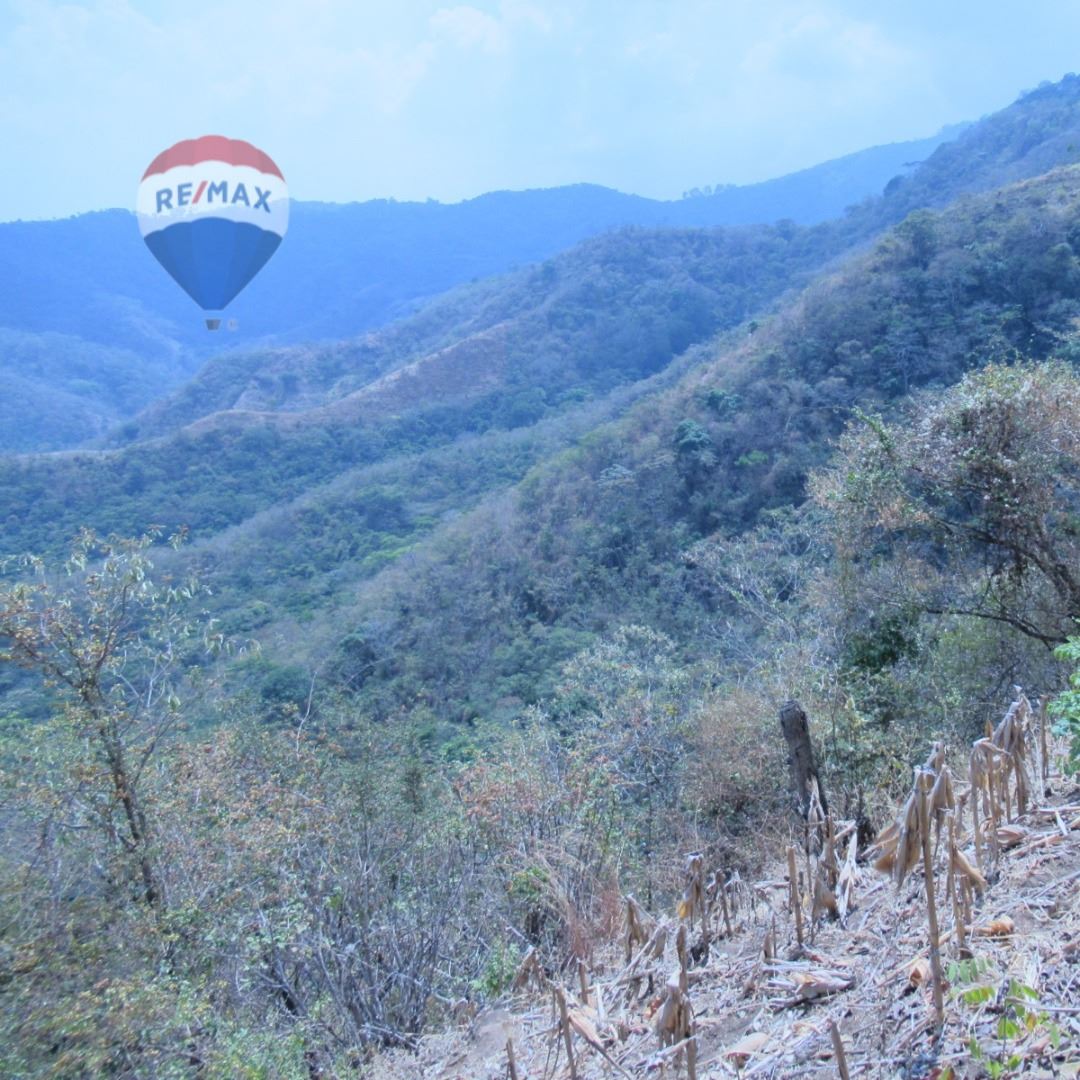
[371,694,1080,1078]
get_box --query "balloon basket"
[205,317,222,331]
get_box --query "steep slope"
[119,222,836,443]
[9,80,1080,723]
[867,74,1080,223]
[371,713,1080,1079]
[7,168,1080,721]
[318,166,1080,722]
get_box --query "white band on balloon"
[136,163,289,239]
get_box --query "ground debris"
[369,701,1080,1078]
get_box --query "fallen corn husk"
[766,964,855,1005]
[907,957,932,989]
[996,824,1029,849]
[950,844,987,892]
[726,1031,770,1063]
[972,915,1015,938]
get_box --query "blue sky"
[3,1,1080,220]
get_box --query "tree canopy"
[813,362,1080,647]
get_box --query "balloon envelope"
[137,135,288,311]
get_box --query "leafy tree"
[0,529,214,911]
[813,362,1080,648]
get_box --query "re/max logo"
[155,181,274,212]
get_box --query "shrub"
[1050,633,1080,774]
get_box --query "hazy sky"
[3,1,1080,220]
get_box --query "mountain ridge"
[91,74,1080,452]
[0,127,965,452]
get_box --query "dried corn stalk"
[554,985,577,1080]
[786,845,805,946]
[624,895,650,963]
[1038,695,1051,783]
[970,739,1009,869]
[821,813,840,890]
[512,947,545,992]
[916,769,945,1027]
[949,839,986,893]
[836,831,859,921]
[707,869,734,937]
[868,819,900,874]
[812,863,839,923]
[676,852,705,926]
[946,813,984,954]
[763,920,776,962]
[655,976,693,1047]
[617,920,668,1002]
[565,1006,635,1079]
[655,925,697,1078]
[874,786,921,887]
[806,778,827,853]
[928,763,955,849]
[992,695,1032,817]
[923,741,946,779]
[644,923,668,961]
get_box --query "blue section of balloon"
[143,218,282,311]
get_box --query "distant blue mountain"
[0,126,961,356]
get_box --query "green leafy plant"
[472,939,522,999]
[1049,633,1080,775]
[944,957,1061,1079]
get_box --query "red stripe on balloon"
[142,135,284,180]
[192,180,208,204]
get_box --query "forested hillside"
[5,77,1080,725]
[322,166,1080,725]
[0,224,844,556]
[857,73,1080,225]
[7,165,1080,735]
[0,328,200,451]
[6,74,1080,455]
[2,338,1078,1079]
[76,75,1080,454]
[113,224,835,443]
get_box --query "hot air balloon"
[136,135,288,329]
